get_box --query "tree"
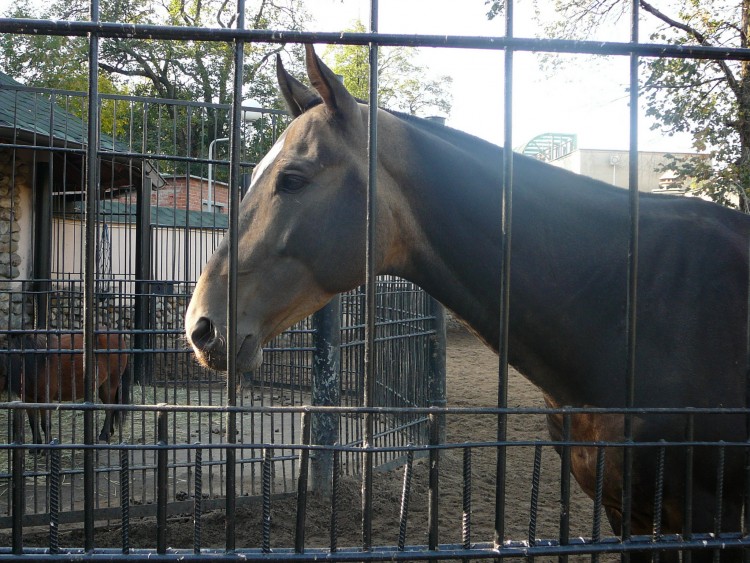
[323,21,453,117]
[485,0,750,210]
[1,0,309,175]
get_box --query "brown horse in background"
[3,331,129,443]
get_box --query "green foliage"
[322,21,453,117]
[0,0,309,177]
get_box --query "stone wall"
[0,148,30,334]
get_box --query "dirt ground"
[11,326,612,560]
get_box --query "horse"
[3,331,129,443]
[184,45,750,561]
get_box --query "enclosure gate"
[1,0,750,560]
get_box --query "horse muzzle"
[187,316,263,373]
[188,316,228,371]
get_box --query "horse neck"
[380,118,630,402]
[379,118,507,348]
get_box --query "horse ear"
[304,44,359,118]
[276,53,322,118]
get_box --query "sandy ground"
[6,326,613,560]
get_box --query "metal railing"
[1,0,750,560]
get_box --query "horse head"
[185,45,408,372]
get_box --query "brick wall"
[155,176,229,212]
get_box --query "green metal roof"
[66,200,228,229]
[0,72,124,151]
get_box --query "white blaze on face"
[249,130,287,193]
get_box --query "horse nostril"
[191,317,216,351]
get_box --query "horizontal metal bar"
[1,18,750,61]
[1,401,749,417]
[0,534,748,561]
[0,438,745,458]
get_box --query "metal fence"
[1,0,750,560]
[0,276,440,528]
[0,36,444,551]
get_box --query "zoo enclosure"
[1,0,750,560]
[0,55,444,529]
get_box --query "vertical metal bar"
[428,412,440,550]
[744,238,750,551]
[714,445,725,543]
[559,412,571,563]
[330,447,340,553]
[262,448,272,553]
[592,446,606,563]
[225,0,246,552]
[11,407,24,555]
[295,411,311,554]
[32,161,52,329]
[684,413,695,557]
[622,0,640,551]
[495,0,514,551]
[194,446,203,555]
[362,0,379,551]
[133,177,152,384]
[528,444,543,548]
[311,296,341,494]
[156,407,168,554]
[83,0,100,551]
[463,446,472,551]
[653,442,666,544]
[49,439,60,555]
[119,442,130,554]
[398,448,414,551]
[429,297,447,444]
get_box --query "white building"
[519,133,705,194]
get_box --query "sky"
[308,0,695,153]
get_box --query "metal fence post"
[311,296,341,495]
[428,296,446,444]
[11,405,25,555]
[133,176,152,384]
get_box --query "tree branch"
[640,0,741,96]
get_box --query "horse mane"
[386,109,501,161]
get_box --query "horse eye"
[278,174,308,194]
